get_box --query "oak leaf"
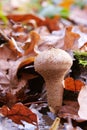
[64,77,84,91]
[0,103,38,126]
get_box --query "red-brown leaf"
[0,103,37,126]
[64,26,80,50]
[64,77,84,91]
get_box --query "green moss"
[74,51,87,67]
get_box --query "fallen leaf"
[59,0,75,9]
[64,77,84,91]
[78,85,87,120]
[0,103,38,126]
[10,22,28,43]
[18,57,35,70]
[44,16,60,32]
[58,101,82,121]
[23,31,40,55]
[7,14,45,26]
[64,26,80,50]
[80,42,87,52]
[0,24,39,107]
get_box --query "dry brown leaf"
[44,16,60,32]
[7,38,23,57]
[18,57,35,69]
[7,14,45,26]
[64,26,80,50]
[78,85,87,120]
[23,31,40,55]
[64,77,84,91]
[0,103,38,126]
[80,42,87,52]
[0,25,39,107]
[10,23,28,43]
[7,14,61,32]
[34,29,65,54]
[58,101,82,121]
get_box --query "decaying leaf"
[0,26,39,106]
[23,31,40,55]
[64,77,84,91]
[0,103,38,126]
[7,14,60,32]
[59,0,75,9]
[7,14,45,27]
[0,5,87,129]
[78,85,87,120]
[44,16,60,32]
[58,101,82,122]
[80,42,87,52]
[64,26,80,50]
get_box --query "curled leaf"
[7,14,45,26]
[18,57,35,70]
[17,57,38,80]
[23,31,40,55]
[7,38,23,57]
[64,26,80,50]
[64,77,84,91]
[0,103,38,126]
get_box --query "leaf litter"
[0,2,87,129]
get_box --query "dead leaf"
[80,42,87,52]
[7,14,45,26]
[64,77,84,91]
[0,103,38,126]
[64,26,80,50]
[17,57,38,80]
[10,23,28,43]
[58,101,82,122]
[59,0,75,9]
[0,24,39,107]
[34,29,65,54]
[0,30,23,57]
[23,31,40,55]
[44,16,60,32]
[18,57,35,70]
[78,85,87,120]
[7,14,60,32]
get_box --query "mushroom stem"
[46,78,64,112]
[34,48,72,113]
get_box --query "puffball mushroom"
[34,48,72,113]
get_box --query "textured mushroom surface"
[34,48,73,113]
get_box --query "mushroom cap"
[34,48,72,78]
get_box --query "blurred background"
[0,0,87,16]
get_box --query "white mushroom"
[34,48,72,113]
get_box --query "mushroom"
[34,48,72,113]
